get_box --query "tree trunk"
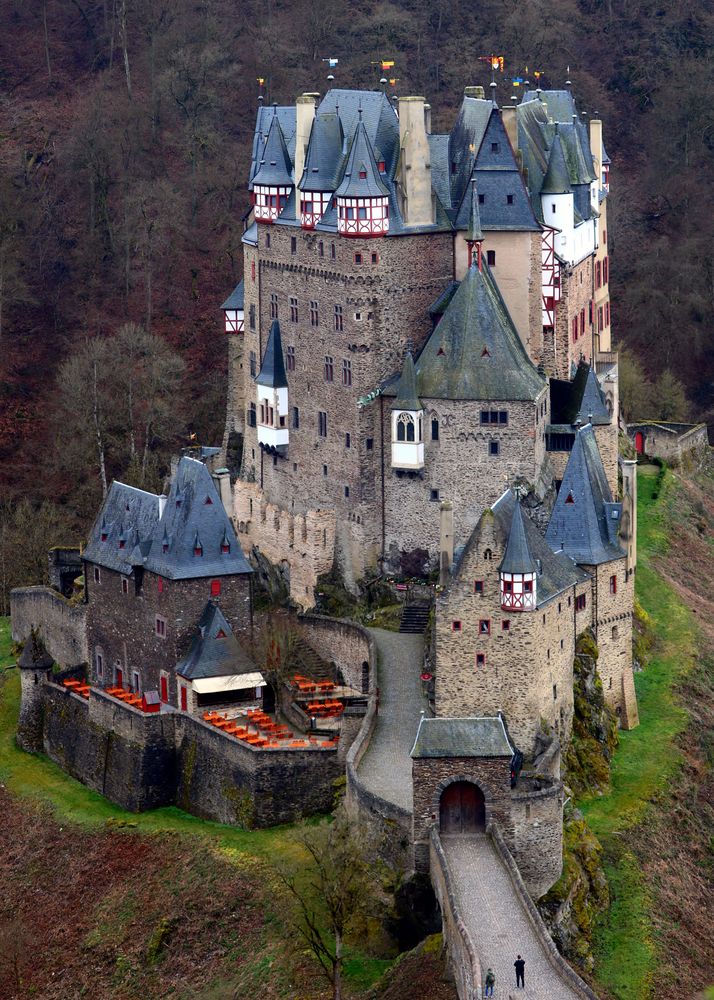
[43,1,52,84]
[92,359,108,497]
[119,0,131,98]
[333,931,342,1000]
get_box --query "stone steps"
[399,602,431,634]
[289,637,334,681]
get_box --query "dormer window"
[221,542,230,554]
[194,545,202,557]
[565,492,575,504]
[100,532,107,542]
[118,540,125,550]
[204,496,213,505]
[162,542,169,554]
[216,629,227,639]
[359,169,367,180]
[378,161,385,172]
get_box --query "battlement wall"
[11,586,88,667]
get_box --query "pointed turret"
[299,112,344,228]
[255,320,289,452]
[250,114,294,223]
[499,499,538,610]
[335,119,390,236]
[541,129,572,195]
[390,352,424,470]
[465,179,484,269]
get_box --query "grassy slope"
[580,465,700,999]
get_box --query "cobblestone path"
[442,834,582,999]
[357,628,426,813]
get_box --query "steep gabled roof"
[448,96,492,209]
[499,501,538,575]
[545,425,624,565]
[405,261,546,401]
[176,602,258,680]
[576,366,611,425]
[256,319,288,389]
[250,114,294,190]
[220,280,244,311]
[334,120,389,198]
[391,352,422,411]
[318,89,400,176]
[83,483,161,574]
[299,112,345,192]
[249,105,296,187]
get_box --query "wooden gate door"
[116,667,123,689]
[635,431,644,455]
[440,782,486,833]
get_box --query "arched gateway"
[440,780,486,833]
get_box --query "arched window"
[397,412,415,442]
[484,548,493,561]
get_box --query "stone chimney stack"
[464,85,485,99]
[501,106,518,150]
[589,118,603,179]
[157,494,167,519]
[620,459,637,574]
[424,103,432,134]
[398,96,434,228]
[294,93,318,188]
[212,469,233,514]
[439,500,454,587]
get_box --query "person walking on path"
[514,954,526,989]
[484,967,496,996]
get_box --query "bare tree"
[254,618,299,722]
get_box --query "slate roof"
[250,114,294,190]
[448,96,492,210]
[391,352,422,411]
[256,319,288,389]
[299,112,344,192]
[465,179,483,243]
[499,502,538,575]
[545,425,624,565]
[249,105,296,187]
[220,280,244,311]
[411,716,513,758]
[550,362,610,426]
[389,260,546,402]
[334,120,389,198]
[317,89,400,176]
[428,281,460,318]
[176,602,258,680]
[84,458,252,581]
[541,131,572,194]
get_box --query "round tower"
[16,629,54,753]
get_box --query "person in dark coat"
[484,967,496,996]
[514,954,526,988]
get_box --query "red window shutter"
[180,687,187,711]
[211,579,221,597]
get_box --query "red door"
[440,782,486,833]
[635,431,644,455]
[116,667,123,689]
[160,676,168,703]
[180,686,187,711]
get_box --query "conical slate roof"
[220,280,244,311]
[335,121,389,198]
[499,502,538,575]
[545,425,624,565]
[541,130,572,195]
[256,320,288,389]
[391,352,422,411]
[250,114,293,189]
[300,112,345,192]
[176,602,258,681]
[466,180,483,243]
[411,262,547,401]
[576,366,610,425]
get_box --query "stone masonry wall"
[586,557,638,728]
[429,828,481,1000]
[298,614,373,692]
[593,423,619,499]
[11,587,88,667]
[554,256,594,380]
[435,513,577,754]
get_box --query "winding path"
[441,834,582,999]
[356,627,426,812]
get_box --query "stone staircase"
[289,636,334,681]
[399,601,431,634]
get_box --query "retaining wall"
[11,587,88,667]
[429,827,481,1000]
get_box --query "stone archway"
[439,781,486,834]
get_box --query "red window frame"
[211,579,221,597]
[155,616,166,638]
[479,620,491,635]
[610,574,617,594]
[160,675,168,703]
[180,686,187,711]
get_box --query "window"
[553,684,558,701]
[479,620,491,635]
[354,252,363,265]
[290,296,298,322]
[155,616,166,638]
[572,317,578,343]
[565,492,575,504]
[502,620,510,631]
[160,674,168,703]
[506,194,514,204]
[334,304,343,331]
[503,580,513,593]
[249,304,256,330]
[596,261,602,287]
[132,670,140,693]
[431,418,439,441]
[474,580,484,594]
[330,242,336,259]
[248,402,257,427]
[345,432,351,448]
[121,577,129,595]
[552,202,557,213]
[265,231,271,248]
[371,252,379,264]
[489,441,500,456]
[480,410,507,425]
[452,620,462,632]
[523,580,533,594]
[378,160,385,172]
[180,686,187,711]
[366,438,374,450]
[250,350,257,377]
[603,229,607,244]
[318,411,328,437]
[310,300,319,326]
[96,651,104,679]
[291,236,297,254]
[324,355,334,382]
[491,141,500,153]
[603,257,609,284]
[342,359,352,386]
[598,306,604,331]
[319,241,324,257]
[610,574,617,594]
[580,308,585,334]
[270,293,278,320]
[397,413,415,441]
[292,406,299,429]
[605,302,610,326]
[344,485,350,497]
[612,625,619,640]
[486,250,496,266]
[575,594,587,612]
[476,653,485,667]
[430,488,440,502]
[478,193,485,204]
[286,345,296,371]
[93,566,101,583]
[484,548,492,561]
[211,579,221,597]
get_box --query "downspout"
[380,395,386,564]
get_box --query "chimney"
[157,494,167,519]
[212,469,233,514]
[589,118,603,179]
[294,93,318,188]
[439,500,454,587]
[501,106,518,150]
[398,96,434,228]
[424,102,432,134]
[620,459,637,574]
[464,85,485,99]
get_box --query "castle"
[12,80,638,945]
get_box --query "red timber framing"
[253,185,291,222]
[337,196,389,236]
[541,227,561,329]
[300,192,331,229]
[223,310,244,334]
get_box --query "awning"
[192,672,266,695]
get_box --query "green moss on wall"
[222,782,256,829]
